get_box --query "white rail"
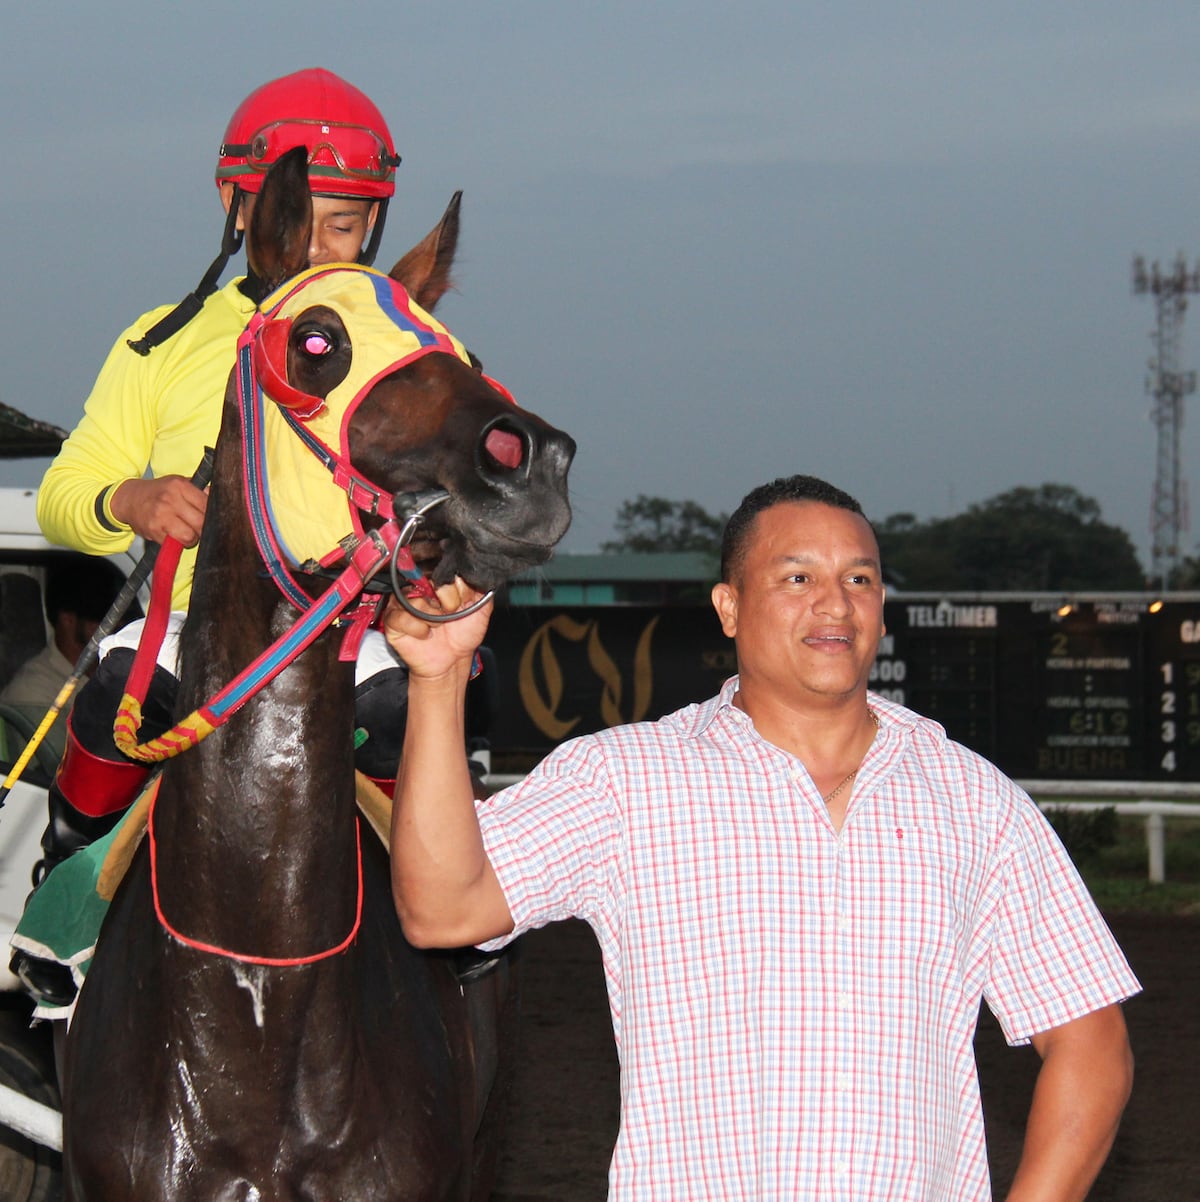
[1018,780,1200,884]
[0,1079,61,1151]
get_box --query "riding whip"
[0,448,215,806]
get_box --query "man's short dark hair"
[43,553,127,624]
[720,475,868,583]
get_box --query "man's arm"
[383,583,515,949]
[38,324,169,554]
[1005,1003,1134,1202]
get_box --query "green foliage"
[1065,815,1200,916]
[602,495,727,555]
[1081,876,1200,916]
[1042,805,1119,865]
[1169,555,1200,589]
[607,483,1146,588]
[876,484,1145,590]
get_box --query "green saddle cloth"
[8,808,138,1017]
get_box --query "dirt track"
[493,914,1199,1201]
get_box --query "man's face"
[711,500,885,708]
[306,195,378,265]
[224,183,377,266]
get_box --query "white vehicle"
[0,489,142,980]
[0,485,142,1200]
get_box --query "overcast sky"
[5,2,1200,569]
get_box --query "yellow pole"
[0,447,213,807]
[0,676,80,796]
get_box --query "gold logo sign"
[519,615,660,740]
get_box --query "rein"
[120,529,383,964]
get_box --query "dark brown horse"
[59,148,574,1200]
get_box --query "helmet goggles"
[219,117,401,189]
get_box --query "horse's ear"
[388,191,461,312]
[247,147,313,293]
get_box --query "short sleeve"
[981,795,1141,1044]
[475,736,623,941]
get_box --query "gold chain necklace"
[821,709,880,805]
[822,767,859,805]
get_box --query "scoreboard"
[483,595,1200,781]
[876,596,1200,780]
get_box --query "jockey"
[16,69,436,1005]
[39,67,398,610]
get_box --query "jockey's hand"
[383,580,493,681]
[109,476,208,546]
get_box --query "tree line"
[603,484,1166,591]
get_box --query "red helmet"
[216,68,399,199]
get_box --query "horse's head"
[240,146,574,594]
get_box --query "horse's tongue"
[485,428,523,469]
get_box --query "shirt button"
[834,1159,849,1176]
[838,993,851,1010]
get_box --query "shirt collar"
[685,676,929,741]
[679,675,744,740]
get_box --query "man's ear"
[219,181,249,231]
[711,581,738,638]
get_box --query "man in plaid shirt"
[387,474,1139,1201]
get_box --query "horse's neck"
[150,447,362,959]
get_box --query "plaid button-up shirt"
[479,679,1141,1200]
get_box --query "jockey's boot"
[30,773,134,888]
[10,650,173,1006]
[26,647,172,885]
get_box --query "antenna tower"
[1133,253,1200,587]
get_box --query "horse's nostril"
[483,427,524,471]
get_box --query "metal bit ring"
[388,490,494,624]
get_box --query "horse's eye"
[298,330,335,358]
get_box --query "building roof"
[511,551,718,584]
[0,402,66,459]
